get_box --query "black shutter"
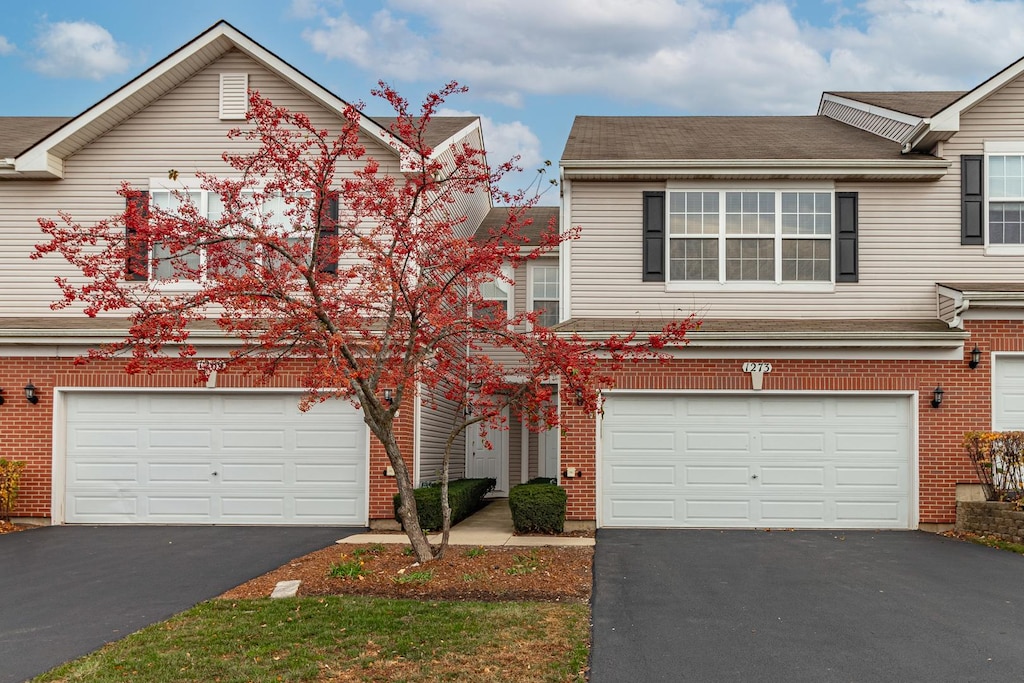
[961,155,984,245]
[835,192,858,283]
[125,191,149,281]
[318,195,339,274]
[642,191,666,282]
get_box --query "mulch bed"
[219,543,593,603]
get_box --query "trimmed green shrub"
[525,477,557,485]
[393,478,495,531]
[509,482,566,534]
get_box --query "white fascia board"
[819,93,922,126]
[14,22,404,178]
[916,55,1024,141]
[560,158,950,180]
[427,119,482,161]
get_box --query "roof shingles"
[561,115,927,162]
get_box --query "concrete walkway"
[338,499,594,546]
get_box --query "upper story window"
[475,263,513,320]
[145,179,317,282]
[667,189,832,285]
[988,154,1024,245]
[529,263,560,327]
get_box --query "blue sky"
[4,0,1024,200]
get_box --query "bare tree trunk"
[437,430,454,558]
[378,427,435,563]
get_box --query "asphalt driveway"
[592,529,1024,682]
[0,525,357,683]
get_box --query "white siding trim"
[560,176,572,322]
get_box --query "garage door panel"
[760,432,825,453]
[834,500,903,524]
[148,496,212,518]
[150,395,214,415]
[149,429,211,449]
[610,498,676,522]
[834,431,907,455]
[608,397,677,417]
[221,395,290,415]
[602,394,913,529]
[71,462,139,482]
[295,463,359,484]
[72,496,138,517]
[65,392,368,525]
[610,464,676,486]
[685,499,751,521]
[761,398,825,418]
[759,466,825,487]
[72,428,139,449]
[834,465,902,487]
[221,497,285,518]
[147,463,210,483]
[760,500,826,521]
[686,431,750,452]
[611,430,675,451]
[686,398,750,417]
[685,465,750,486]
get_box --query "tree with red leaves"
[34,83,696,562]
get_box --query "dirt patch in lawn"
[219,543,593,603]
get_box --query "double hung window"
[668,189,833,285]
[529,264,560,327]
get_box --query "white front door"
[538,426,558,479]
[468,407,509,494]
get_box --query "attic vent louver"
[219,73,248,120]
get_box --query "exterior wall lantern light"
[383,389,394,406]
[24,381,39,404]
[969,345,981,369]
[931,386,944,409]
[0,388,5,405]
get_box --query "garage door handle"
[212,471,218,476]
[751,474,758,479]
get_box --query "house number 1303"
[742,362,772,373]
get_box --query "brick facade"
[557,319,1023,526]
[6,356,402,522]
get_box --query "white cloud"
[0,36,14,56]
[31,21,133,80]
[437,107,549,199]
[300,0,1024,114]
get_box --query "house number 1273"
[742,362,772,373]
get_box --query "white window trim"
[527,261,560,327]
[983,141,1024,255]
[663,184,837,292]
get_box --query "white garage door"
[64,392,368,525]
[993,355,1024,429]
[601,393,913,529]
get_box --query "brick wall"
[558,320,1024,526]
[6,356,403,522]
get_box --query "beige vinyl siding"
[566,98,1024,323]
[0,49,402,317]
[433,125,491,238]
[417,382,466,483]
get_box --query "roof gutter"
[558,329,969,349]
[561,158,950,180]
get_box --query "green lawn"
[34,596,590,683]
